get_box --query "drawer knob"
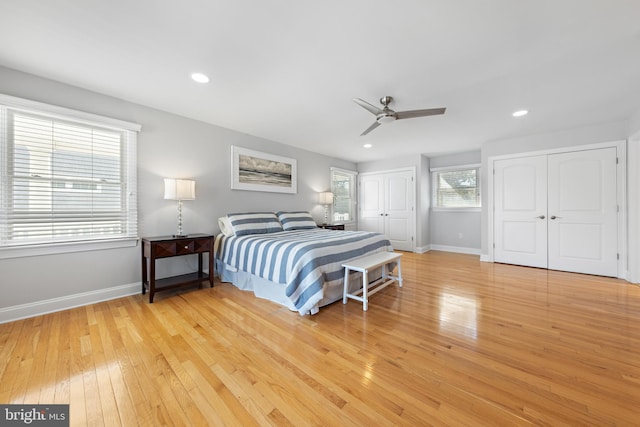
[184,245,189,249]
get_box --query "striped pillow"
[276,211,318,231]
[227,212,283,236]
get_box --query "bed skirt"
[215,259,373,314]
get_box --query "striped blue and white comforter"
[216,229,392,315]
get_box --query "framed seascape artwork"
[231,146,297,194]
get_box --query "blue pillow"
[227,212,283,236]
[276,211,318,231]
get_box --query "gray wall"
[429,150,481,252]
[0,66,355,311]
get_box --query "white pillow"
[218,216,235,236]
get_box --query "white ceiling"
[1,0,640,163]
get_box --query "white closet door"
[494,155,548,268]
[547,148,618,276]
[358,169,415,251]
[358,174,385,234]
[385,170,414,251]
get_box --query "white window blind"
[0,96,139,249]
[432,166,480,209]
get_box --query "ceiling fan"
[352,96,446,136]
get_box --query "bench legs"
[343,258,402,311]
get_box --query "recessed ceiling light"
[191,73,210,83]
[363,143,372,148]
[512,110,528,117]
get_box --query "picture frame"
[231,146,297,194]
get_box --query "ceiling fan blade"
[353,98,384,116]
[361,121,381,136]
[395,107,446,120]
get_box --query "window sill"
[431,207,481,213]
[0,237,139,259]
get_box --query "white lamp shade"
[318,192,334,205]
[164,178,196,200]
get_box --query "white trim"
[430,163,481,172]
[0,282,140,324]
[480,254,491,262]
[429,244,481,256]
[0,237,138,259]
[330,166,358,175]
[486,139,627,279]
[0,93,141,131]
[415,245,430,254]
[627,132,640,283]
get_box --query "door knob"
[536,215,545,219]
[550,215,560,220]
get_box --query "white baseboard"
[480,254,491,262]
[0,282,140,324]
[429,244,481,256]
[414,245,430,254]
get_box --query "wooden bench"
[342,251,403,311]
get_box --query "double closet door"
[358,169,415,252]
[494,147,618,277]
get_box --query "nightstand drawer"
[176,239,195,255]
[152,241,176,258]
[193,238,212,253]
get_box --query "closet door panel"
[385,171,414,251]
[358,174,385,234]
[494,155,548,268]
[547,148,618,276]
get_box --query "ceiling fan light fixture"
[512,109,528,117]
[363,143,372,148]
[376,114,396,124]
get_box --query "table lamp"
[318,191,334,225]
[164,178,196,237]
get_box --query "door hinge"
[616,157,619,164]
[617,205,620,213]
[493,243,495,248]
[617,253,620,260]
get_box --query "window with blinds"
[0,96,139,249]
[432,167,480,209]
[331,167,357,223]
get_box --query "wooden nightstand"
[141,234,214,303]
[319,223,345,230]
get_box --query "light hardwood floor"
[1,251,640,426]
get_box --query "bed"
[215,211,393,315]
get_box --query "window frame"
[330,167,357,226]
[0,94,141,259]
[431,164,481,212]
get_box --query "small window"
[432,166,480,209]
[0,95,140,252]
[330,167,357,223]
